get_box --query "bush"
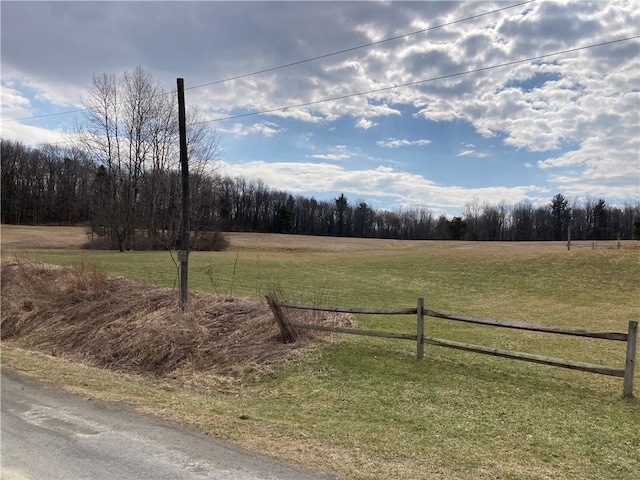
[84,231,230,251]
[191,231,230,251]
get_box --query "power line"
[14,34,640,150]
[1,108,87,122]
[193,35,640,125]
[3,0,534,124]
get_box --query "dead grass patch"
[1,258,354,393]
[1,224,90,251]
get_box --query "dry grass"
[3,224,638,256]
[1,258,354,393]
[224,231,423,255]
[0,224,411,255]
[1,224,90,251]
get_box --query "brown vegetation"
[1,224,90,251]
[1,259,354,392]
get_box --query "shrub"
[191,231,230,251]
[84,231,230,252]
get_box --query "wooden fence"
[265,294,638,398]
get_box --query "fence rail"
[265,294,637,398]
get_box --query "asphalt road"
[1,368,337,480]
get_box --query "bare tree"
[76,66,220,250]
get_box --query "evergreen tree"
[334,193,349,237]
[447,216,469,240]
[549,194,571,241]
[592,199,608,240]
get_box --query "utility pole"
[177,78,189,311]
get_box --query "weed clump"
[1,259,353,391]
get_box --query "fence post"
[623,320,637,398]
[416,298,424,360]
[266,293,297,343]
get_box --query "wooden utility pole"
[177,78,189,311]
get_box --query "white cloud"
[376,138,431,148]
[220,159,551,215]
[457,149,474,157]
[0,83,32,119]
[309,153,351,161]
[308,144,355,161]
[0,120,71,146]
[220,122,283,138]
[2,67,86,110]
[355,118,377,130]
[456,149,489,158]
[220,160,345,194]
[0,83,74,144]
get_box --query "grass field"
[2,225,639,479]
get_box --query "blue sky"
[1,1,638,216]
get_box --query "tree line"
[3,137,639,245]
[2,67,639,248]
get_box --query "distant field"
[1,224,90,251]
[2,224,640,479]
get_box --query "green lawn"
[3,233,640,479]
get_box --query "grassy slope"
[2,226,639,479]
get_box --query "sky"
[1,0,639,216]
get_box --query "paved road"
[1,368,337,480]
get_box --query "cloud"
[308,144,354,161]
[376,138,431,148]
[355,118,377,129]
[220,122,283,138]
[0,120,71,146]
[220,160,551,215]
[536,124,640,200]
[457,149,474,157]
[309,153,351,161]
[456,149,489,158]
[0,83,32,120]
